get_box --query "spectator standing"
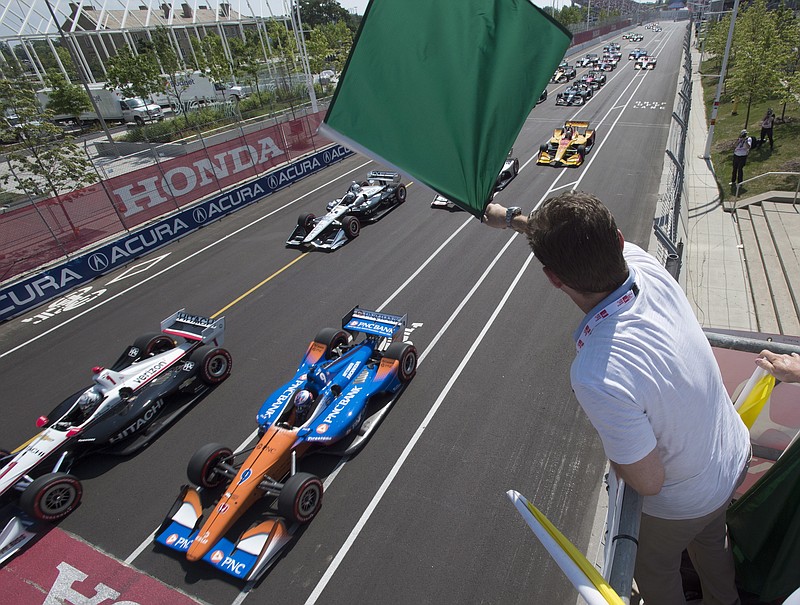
[732,129,752,192]
[484,192,751,605]
[760,108,775,151]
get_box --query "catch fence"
[652,24,693,278]
[0,104,328,284]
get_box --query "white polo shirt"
[570,243,750,519]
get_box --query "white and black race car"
[286,171,407,251]
[431,151,519,210]
[0,310,232,533]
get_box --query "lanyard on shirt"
[575,284,638,352]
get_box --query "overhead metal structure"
[0,0,290,84]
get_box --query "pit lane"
[0,21,686,605]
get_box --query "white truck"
[36,84,164,127]
[150,71,246,109]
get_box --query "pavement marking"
[211,253,310,318]
[0,160,372,360]
[304,242,534,605]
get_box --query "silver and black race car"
[431,151,519,210]
[286,171,407,251]
[555,83,593,106]
[0,310,232,528]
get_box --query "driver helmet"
[343,191,356,204]
[349,182,361,194]
[77,388,102,415]
[293,389,314,419]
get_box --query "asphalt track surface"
[0,22,686,605]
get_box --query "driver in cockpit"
[76,387,103,420]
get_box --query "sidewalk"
[678,47,758,333]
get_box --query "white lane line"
[123,214,477,568]
[304,249,535,605]
[0,161,372,360]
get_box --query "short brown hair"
[526,191,628,293]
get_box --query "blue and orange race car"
[155,307,417,582]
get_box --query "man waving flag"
[320,0,571,219]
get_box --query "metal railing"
[730,171,800,207]
[606,330,800,602]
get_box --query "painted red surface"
[0,527,200,605]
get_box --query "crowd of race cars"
[0,23,665,584]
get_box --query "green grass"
[700,58,800,200]
[0,190,28,206]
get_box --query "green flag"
[320,0,571,219]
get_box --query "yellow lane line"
[212,252,310,318]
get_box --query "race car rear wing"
[565,120,590,129]
[366,171,401,185]
[342,306,407,341]
[161,309,225,344]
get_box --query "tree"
[725,0,791,127]
[191,33,230,86]
[104,45,161,101]
[149,27,192,125]
[43,71,91,129]
[298,0,351,29]
[228,31,264,97]
[0,77,96,204]
[267,19,300,94]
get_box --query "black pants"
[760,126,774,149]
[732,154,748,185]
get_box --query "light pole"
[703,0,740,159]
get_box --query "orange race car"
[155,307,417,581]
[536,120,597,168]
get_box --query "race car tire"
[577,145,586,162]
[278,472,323,524]
[513,159,520,174]
[313,328,350,359]
[298,213,316,233]
[190,345,232,385]
[539,144,548,153]
[343,216,360,240]
[187,443,233,488]
[384,342,418,384]
[396,185,407,203]
[132,333,177,360]
[576,97,584,105]
[20,472,82,521]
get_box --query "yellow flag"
[734,367,776,429]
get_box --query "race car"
[634,55,657,70]
[629,48,648,60]
[537,121,597,168]
[555,83,593,106]
[599,55,618,70]
[495,150,520,191]
[576,53,599,68]
[580,70,606,89]
[551,63,576,83]
[155,307,418,582]
[0,310,232,527]
[286,171,406,251]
